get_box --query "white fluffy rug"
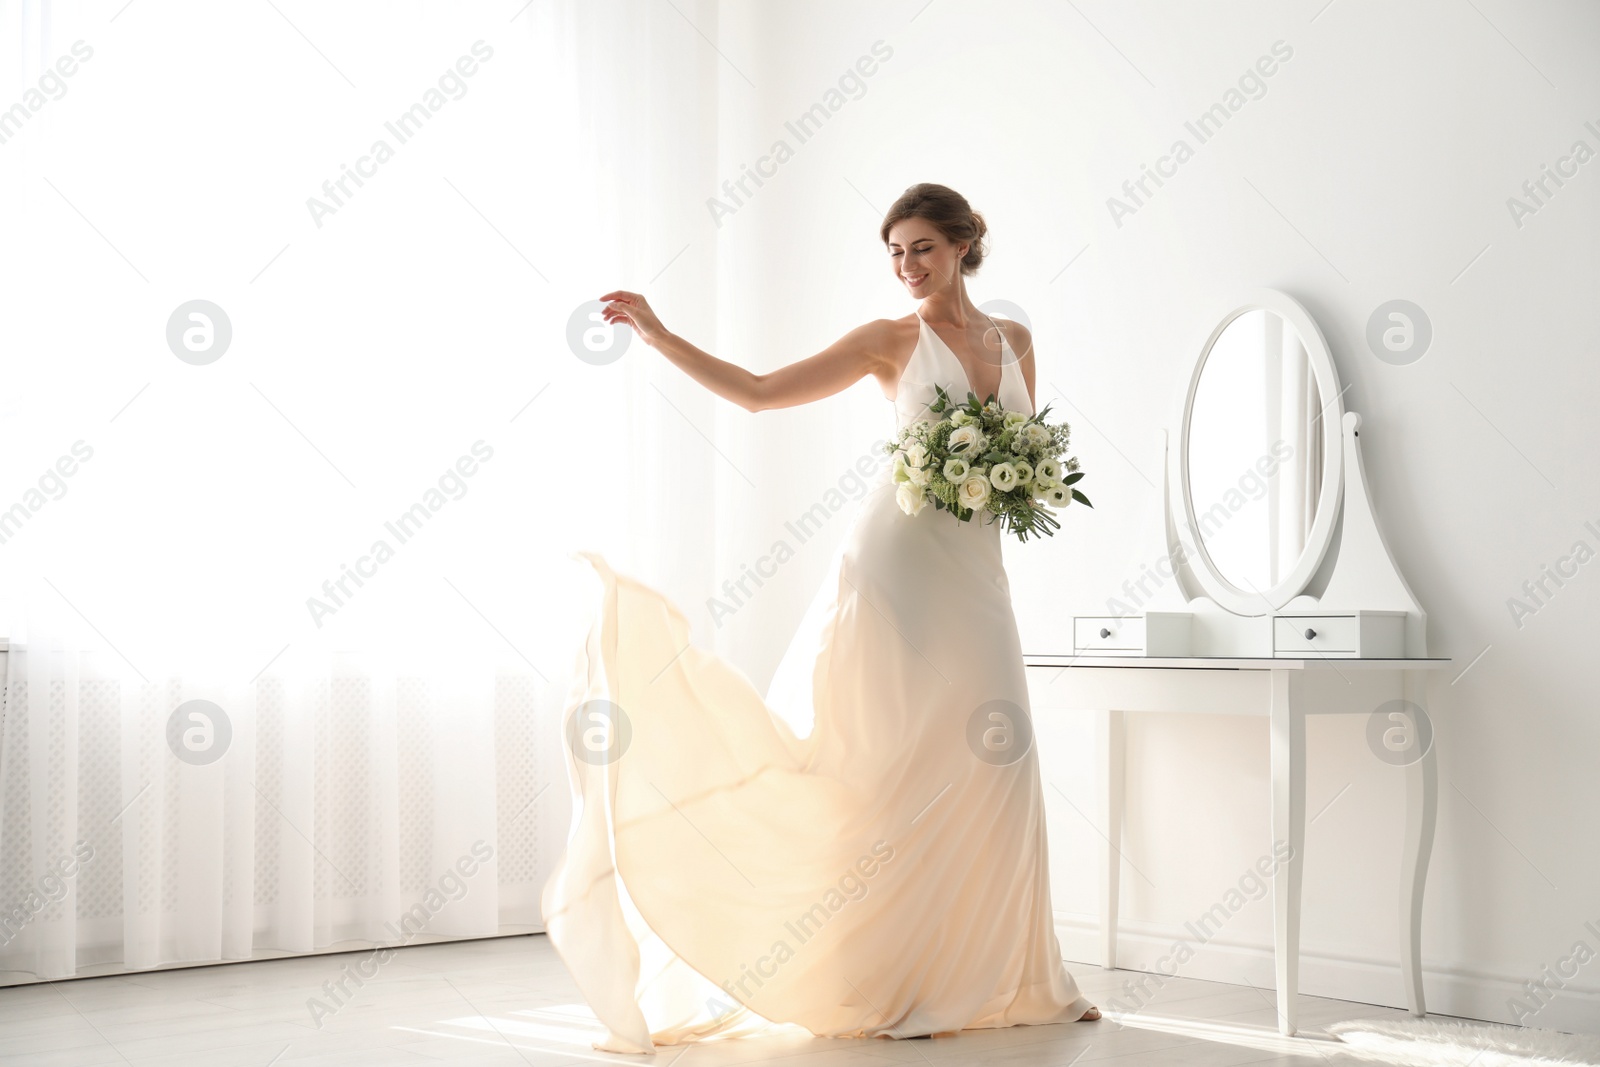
[1328,1017,1600,1066]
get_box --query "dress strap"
[981,311,1004,361]
[981,310,1009,395]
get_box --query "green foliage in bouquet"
[882,384,1092,543]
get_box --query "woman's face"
[886,219,964,300]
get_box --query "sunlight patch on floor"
[396,1003,609,1046]
[1104,1009,1347,1058]
[393,1002,817,1061]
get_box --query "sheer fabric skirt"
[541,476,1091,1052]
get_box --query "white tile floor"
[0,935,1412,1066]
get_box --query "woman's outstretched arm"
[600,290,893,412]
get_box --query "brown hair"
[879,183,988,275]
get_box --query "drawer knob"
[1304,627,1317,640]
[1100,627,1111,639]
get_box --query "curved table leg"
[1097,709,1125,970]
[1400,669,1437,1016]
[1270,669,1304,1037]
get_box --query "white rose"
[948,424,987,456]
[989,462,1019,492]
[896,482,928,516]
[943,456,970,482]
[906,441,928,468]
[958,475,991,510]
[950,409,976,427]
[908,464,931,486]
[1003,410,1027,431]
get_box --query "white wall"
[699,0,1600,1034]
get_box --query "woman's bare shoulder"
[861,314,921,343]
[860,315,922,392]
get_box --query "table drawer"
[1075,616,1144,653]
[1274,615,1358,654]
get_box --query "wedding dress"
[542,310,1094,1053]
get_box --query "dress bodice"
[892,310,1032,434]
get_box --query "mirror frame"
[1175,288,1344,616]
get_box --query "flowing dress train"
[541,311,1093,1052]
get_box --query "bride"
[542,183,1101,1053]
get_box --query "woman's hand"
[599,290,669,348]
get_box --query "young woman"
[542,183,1101,1053]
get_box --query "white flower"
[958,475,991,510]
[1013,459,1034,486]
[948,424,987,455]
[943,456,970,482]
[896,482,928,516]
[908,463,931,486]
[1021,424,1051,453]
[1042,483,1073,508]
[906,441,928,468]
[989,462,1019,492]
[1036,457,1062,482]
[1003,410,1027,431]
[892,451,911,483]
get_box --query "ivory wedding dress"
[542,310,1094,1053]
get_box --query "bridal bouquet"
[884,385,1091,542]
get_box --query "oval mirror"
[1178,291,1343,615]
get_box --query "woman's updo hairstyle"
[879,183,988,275]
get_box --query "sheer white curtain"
[0,0,721,981]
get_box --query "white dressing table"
[1023,653,1446,1036]
[1030,290,1449,1036]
